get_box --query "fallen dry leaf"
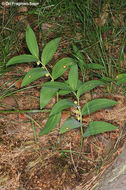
[15,79,23,89]
[18,113,25,120]
[2,96,17,107]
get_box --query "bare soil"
[0,72,126,190]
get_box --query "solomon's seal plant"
[6,26,118,143]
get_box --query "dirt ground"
[0,72,126,190]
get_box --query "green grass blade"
[87,63,104,70]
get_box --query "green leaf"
[41,37,61,65]
[77,80,105,98]
[72,44,87,71]
[50,99,75,116]
[59,117,83,134]
[43,81,72,96]
[43,81,71,91]
[52,58,74,80]
[76,80,83,90]
[82,98,118,115]
[87,63,104,70]
[39,112,61,136]
[21,68,47,87]
[26,25,39,58]
[83,121,117,137]
[40,86,58,109]
[116,74,126,85]
[72,44,84,61]
[68,64,78,91]
[58,90,72,95]
[6,55,38,66]
[101,77,113,83]
[58,80,82,95]
[66,79,83,89]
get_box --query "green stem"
[77,97,84,151]
[78,106,84,151]
[72,93,84,151]
[40,61,54,81]
[24,114,42,129]
[56,92,59,102]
